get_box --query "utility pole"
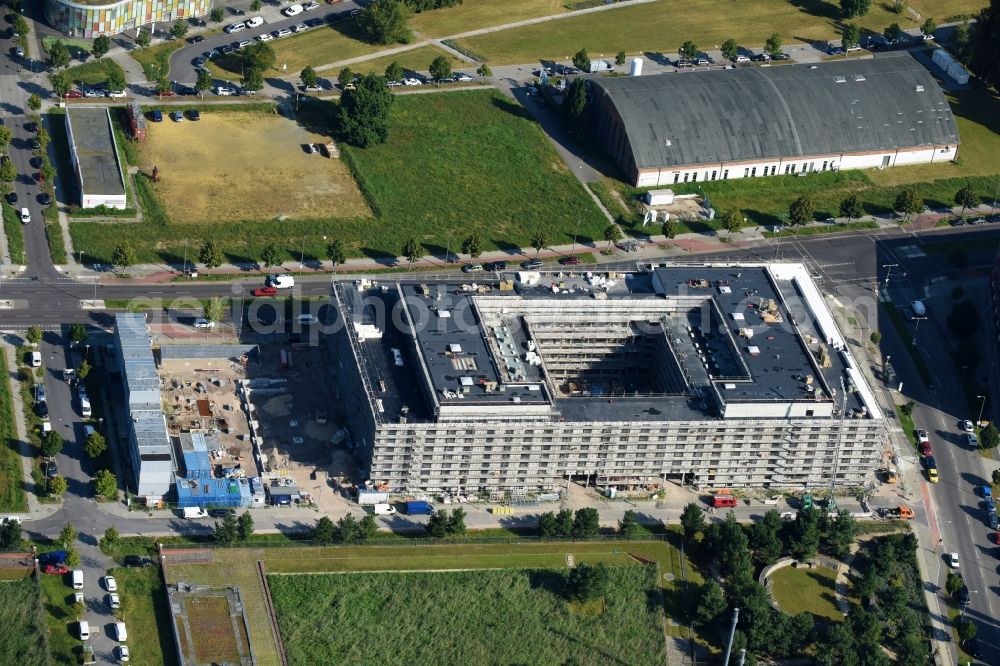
[722,607,740,666]
[182,239,188,273]
[736,649,746,666]
[977,394,987,426]
[571,218,581,255]
[882,263,899,290]
[445,229,452,264]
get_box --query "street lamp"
[977,395,987,427]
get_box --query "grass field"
[349,45,463,77]
[270,566,665,666]
[38,571,80,665]
[411,0,567,37]
[184,594,245,664]
[130,41,184,81]
[0,579,48,666]
[2,199,26,265]
[0,347,27,513]
[114,566,178,666]
[455,0,982,65]
[137,110,370,224]
[69,90,605,264]
[769,565,842,622]
[62,58,126,87]
[264,20,388,74]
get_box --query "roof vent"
[852,74,866,81]
[833,75,847,83]
[915,85,925,92]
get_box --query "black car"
[483,261,507,271]
[958,585,970,605]
[123,555,154,568]
[772,53,791,61]
[209,508,235,518]
[38,193,51,206]
[751,53,770,62]
[187,109,201,121]
[188,35,205,44]
[963,637,983,659]
[967,217,985,225]
[5,192,16,204]
[950,218,966,227]
[45,460,57,479]
[24,121,37,133]
[35,401,49,418]
[30,139,40,150]
[987,213,1000,223]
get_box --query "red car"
[64,90,83,99]
[919,440,931,456]
[43,564,69,575]
[559,256,581,266]
[157,90,176,97]
[251,286,278,297]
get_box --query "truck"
[711,490,737,508]
[404,500,434,515]
[181,507,209,519]
[880,505,915,520]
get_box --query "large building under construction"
[330,264,887,493]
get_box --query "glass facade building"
[44,0,212,38]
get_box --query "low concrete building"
[65,107,127,209]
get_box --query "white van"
[267,274,295,289]
[182,507,209,519]
[373,503,397,515]
[29,351,41,367]
[78,620,90,640]
[114,621,128,642]
[78,386,92,418]
[283,3,304,16]
[72,569,84,589]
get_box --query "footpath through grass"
[0,578,48,666]
[0,347,27,512]
[270,566,665,666]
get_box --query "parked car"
[42,563,70,575]
[187,109,201,121]
[257,33,274,42]
[961,419,975,432]
[947,552,960,568]
[734,55,750,63]
[461,263,483,273]
[251,286,278,297]
[454,72,475,82]
[107,90,127,98]
[521,259,543,269]
[38,193,51,206]
[295,314,319,325]
[772,53,791,60]
[559,256,581,266]
[188,35,204,44]
[72,570,84,589]
[266,274,295,289]
[292,23,309,32]
[78,620,90,641]
[64,90,83,99]
[29,351,41,367]
[171,111,184,122]
[483,261,507,271]
[303,84,323,92]
[246,16,264,28]
[103,575,118,592]
[237,39,252,49]
[5,192,15,204]
[982,485,994,499]
[116,646,130,663]
[83,88,104,98]
[224,21,246,34]
[122,555,154,568]
[275,28,292,38]
[45,460,58,479]
[303,0,320,9]
[214,86,235,96]
[193,318,214,330]
[282,3,304,16]
[113,622,128,642]
[20,207,30,224]
[150,109,163,122]
[182,507,209,519]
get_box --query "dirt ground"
[139,112,371,224]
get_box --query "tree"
[85,432,107,459]
[765,33,782,57]
[562,78,587,134]
[476,63,492,80]
[994,469,1000,485]
[680,41,698,61]
[842,23,861,50]
[77,357,89,380]
[65,547,80,567]
[980,423,999,449]
[426,510,449,537]
[0,517,22,548]
[60,525,78,547]
[204,297,224,324]
[603,224,621,249]
[970,2,1000,89]
[401,237,419,268]
[210,7,224,23]
[555,508,574,536]
[27,93,41,112]
[790,506,821,560]
[384,61,404,82]
[36,127,50,149]
[70,323,87,345]
[719,512,753,581]
[360,0,413,45]
[112,242,137,271]
[199,240,224,269]
[49,71,71,99]
[0,126,11,155]
[301,65,318,88]
[539,511,559,536]
[840,0,871,18]
[721,209,744,237]
[94,469,117,500]
[694,580,726,626]
[42,430,64,457]
[213,512,239,544]
[840,194,864,223]
[26,325,43,345]
[107,67,127,94]
[615,50,627,67]
[360,514,378,540]
[566,562,609,601]
[155,75,172,96]
[338,66,355,88]
[429,55,452,82]
[337,74,394,148]
[135,28,151,49]
[0,158,15,182]
[447,507,466,535]
[326,239,346,267]
[242,42,276,72]
[12,14,28,39]
[823,510,857,559]
[945,571,965,596]
[573,507,600,537]
[97,525,119,554]
[241,67,263,94]
[531,231,549,258]
[920,17,937,38]
[618,509,643,537]
[260,243,283,268]
[662,218,677,239]
[955,182,978,216]
[721,39,739,61]
[884,23,903,43]
[461,233,483,258]
[680,503,704,542]
[251,0,262,11]
[48,39,70,69]
[750,509,784,566]
[195,69,213,98]
[171,21,188,39]
[869,330,882,345]
[48,475,68,496]
[91,34,112,58]
[957,618,977,644]
[894,187,922,221]
[238,511,254,541]
[788,195,815,226]
[313,516,336,543]
[947,300,980,338]
[572,47,590,72]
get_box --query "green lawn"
[456,0,981,65]
[62,58,126,87]
[769,565,842,622]
[114,566,178,666]
[38,572,80,666]
[1,198,26,265]
[69,90,605,263]
[411,0,568,37]
[130,41,184,81]
[0,579,48,666]
[0,348,27,513]
[349,45,462,77]
[269,566,665,666]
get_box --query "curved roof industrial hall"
[588,52,959,169]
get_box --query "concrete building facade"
[44,0,211,38]
[331,265,887,494]
[587,53,959,187]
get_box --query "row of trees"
[312,513,379,544]
[106,237,349,272]
[213,511,255,544]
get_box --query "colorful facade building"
[44,0,212,38]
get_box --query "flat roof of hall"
[66,107,126,197]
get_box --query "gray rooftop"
[160,344,258,361]
[590,52,959,169]
[66,107,126,196]
[116,313,159,398]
